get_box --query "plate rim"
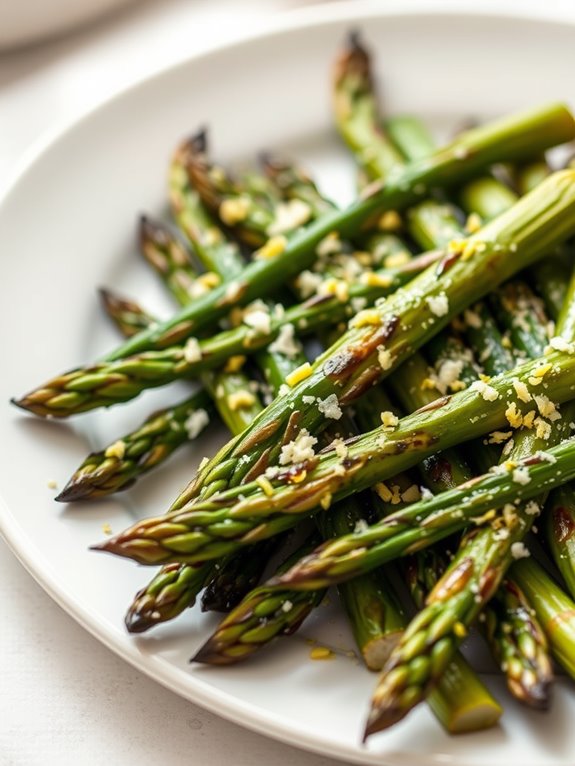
[3,2,575,763]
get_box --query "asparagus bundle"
[15,29,575,750]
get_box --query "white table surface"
[3,1,575,764]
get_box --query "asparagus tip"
[124,606,157,634]
[190,639,231,666]
[347,28,366,55]
[138,213,169,249]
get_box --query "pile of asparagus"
[14,33,575,740]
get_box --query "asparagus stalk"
[482,577,553,709]
[511,557,575,680]
[362,280,575,737]
[193,535,326,665]
[94,346,575,568]
[15,103,575,375]
[170,170,575,508]
[56,388,214,501]
[12,247,439,418]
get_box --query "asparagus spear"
[482,577,553,709]
[193,535,326,665]
[12,246,439,418]
[511,557,575,680]
[56,388,214,501]
[362,280,575,737]
[94,345,575,567]
[15,103,575,377]
[99,288,157,337]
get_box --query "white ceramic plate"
[2,2,575,764]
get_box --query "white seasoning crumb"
[464,308,482,329]
[269,323,300,358]
[296,270,323,298]
[512,467,531,486]
[302,395,316,405]
[279,428,318,465]
[331,438,348,460]
[534,394,561,422]
[511,542,530,560]
[354,519,369,534]
[436,359,464,394]
[525,500,540,516]
[105,440,126,459]
[535,450,557,464]
[316,232,341,257]
[281,599,294,613]
[224,281,243,302]
[317,394,343,420]
[420,486,434,501]
[470,379,499,402]
[278,383,291,397]
[547,336,575,354]
[425,293,449,317]
[185,408,210,439]
[183,337,202,363]
[268,199,311,235]
[243,309,271,336]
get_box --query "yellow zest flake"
[290,470,308,483]
[374,481,401,504]
[377,346,394,371]
[502,335,512,349]
[528,376,544,387]
[319,277,349,302]
[196,271,221,290]
[535,417,552,440]
[479,374,491,383]
[219,196,251,226]
[102,523,113,535]
[350,309,381,328]
[320,493,333,510]
[354,250,373,267]
[465,212,482,234]
[533,363,553,378]
[227,390,256,411]
[401,484,421,503]
[453,621,468,638]
[310,647,335,660]
[522,410,536,429]
[488,430,513,444]
[256,476,275,497]
[512,378,532,403]
[224,355,247,373]
[421,377,438,391]
[380,411,399,429]
[534,394,560,421]
[105,440,126,459]
[450,380,466,392]
[378,210,402,232]
[255,234,288,260]
[316,232,341,257]
[472,508,496,525]
[384,251,411,269]
[447,238,466,255]
[285,362,313,387]
[503,503,518,527]
[505,402,523,429]
[359,271,393,288]
[47,479,58,489]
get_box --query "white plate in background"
[1,2,575,764]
